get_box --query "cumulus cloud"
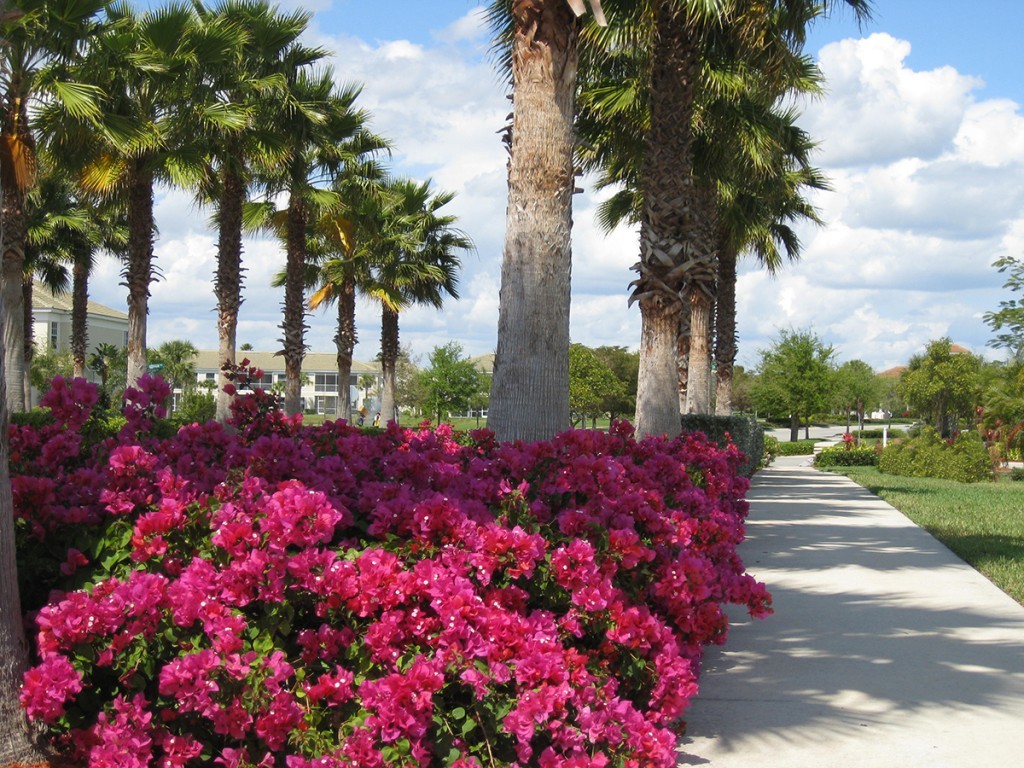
[738,33,1024,371]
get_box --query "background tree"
[568,342,623,428]
[898,338,981,436]
[751,327,835,441]
[832,358,881,431]
[149,338,199,393]
[393,345,423,418]
[591,344,638,421]
[418,341,482,426]
[88,340,127,406]
[984,254,1024,362]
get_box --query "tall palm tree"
[0,0,105,412]
[305,159,390,422]
[51,2,242,389]
[576,0,869,433]
[191,0,327,422]
[150,338,198,392]
[369,178,470,424]
[485,0,606,443]
[249,73,387,417]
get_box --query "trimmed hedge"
[776,439,818,456]
[879,427,994,483]
[680,414,764,476]
[814,445,878,468]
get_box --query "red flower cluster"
[15,377,771,768]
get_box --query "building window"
[254,373,273,389]
[50,322,59,349]
[315,373,338,394]
[123,331,129,347]
[315,396,338,415]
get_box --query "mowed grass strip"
[834,467,1024,606]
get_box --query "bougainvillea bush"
[13,376,770,768]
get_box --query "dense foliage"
[814,439,878,468]
[878,427,993,483]
[13,377,770,768]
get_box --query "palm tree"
[0,0,106,412]
[369,178,470,424]
[150,338,199,393]
[484,0,607,443]
[249,72,387,417]
[191,0,327,422]
[51,2,242,389]
[575,0,869,433]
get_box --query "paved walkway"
[680,455,1024,768]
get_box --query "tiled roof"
[32,284,128,320]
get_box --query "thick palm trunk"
[633,6,700,437]
[379,305,399,425]
[635,294,682,436]
[683,182,719,416]
[0,221,47,765]
[714,235,738,416]
[1,185,25,413]
[488,0,578,443]
[685,290,714,414]
[125,162,154,388]
[71,249,89,379]
[215,167,245,422]
[334,276,356,422]
[20,277,31,408]
[281,194,307,417]
[677,302,690,413]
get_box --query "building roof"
[32,283,128,320]
[192,349,381,374]
[878,366,907,379]
[470,353,495,375]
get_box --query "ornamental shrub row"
[775,439,818,456]
[878,427,993,483]
[13,376,771,768]
[814,445,878,468]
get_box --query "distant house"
[31,284,129,378]
[190,350,383,418]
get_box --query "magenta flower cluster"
[15,376,770,768]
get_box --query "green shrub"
[1009,467,1024,482]
[858,428,906,440]
[761,435,779,468]
[776,439,818,456]
[679,413,764,476]
[171,387,216,426]
[815,445,878,468]
[879,427,993,483]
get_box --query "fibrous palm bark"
[214,165,245,421]
[632,3,701,438]
[489,0,579,443]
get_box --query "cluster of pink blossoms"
[15,376,771,768]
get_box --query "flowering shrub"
[15,377,770,768]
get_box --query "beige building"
[191,350,383,418]
[32,284,129,378]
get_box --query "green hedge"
[879,427,993,483]
[857,428,907,440]
[680,414,764,476]
[776,439,818,456]
[814,445,878,468]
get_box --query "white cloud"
[803,34,980,167]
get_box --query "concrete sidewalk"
[680,455,1024,768]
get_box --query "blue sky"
[96,1,1024,374]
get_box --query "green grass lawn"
[833,466,1024,606]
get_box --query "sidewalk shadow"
[680,461,1024,759]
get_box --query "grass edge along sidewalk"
[830,466,1024,607]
